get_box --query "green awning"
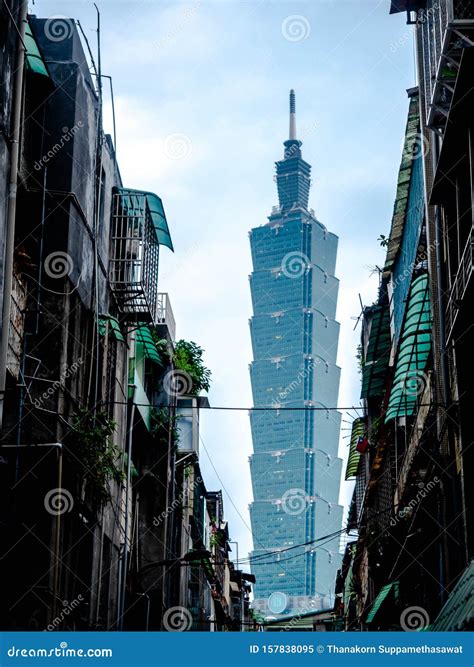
[431,559,474,631]
[361,305,391,399]
[345,418,366,480]
[116,188,174,252]
[366,581,399,624]
[25,22,50,78]
[98,315,125,342]
[135,325,162,365]
[385,274,431,421]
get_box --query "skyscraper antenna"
[289,89,296,140]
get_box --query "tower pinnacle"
[289,89,296,140]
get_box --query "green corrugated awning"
[361,305,391,399]
[385,274,431,421]
[345,418,366,480]
[116,188,174,252]
[431,559,474,631]
[25,22,50,78]
[135,325,162,365]
[366,581,399,624]
[99,315,125,342]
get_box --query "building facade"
[248,91,343,618]
[0,8,250,632]
[335,31,473,628]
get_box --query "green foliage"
[149,330,171,364]
[370,416,382,443]
[150,407,179,447]
[173,340,211,395]
[70,409,124,506]
[378,234,389,248]
[210,532,221,548]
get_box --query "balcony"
[446,228,474,341]
[7,272,27,380]
[155,292,176,342]
[418,0,474,132]
[109,189,173,324]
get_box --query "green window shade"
[25,22,50,78]
[135,325,162,365]
[115,188,174,251]
[98,316,125,342]
[365,581,399,623]
[361,305,391,400]
[385,274,431,421]
[431,559,474,631]
[345,418,366,481]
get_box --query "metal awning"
[135,325,162,365]
[98,315,125,342]
[431,559,474,631]
[389,0,426,14]
[361,305,391,399]
[366,581,399,624]
[385,274,431,421]
[345,418,366,481]
[116,187,174,252]
[25,21,50,78]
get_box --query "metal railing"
[419,0,474,131]
[7,272,27,379]
[446,228,474,339]
[109,191,160,323]
[155,292,176,342]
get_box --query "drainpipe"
[0,1,28,432]
[118,387,136,630]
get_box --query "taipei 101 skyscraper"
[248,91,343,618]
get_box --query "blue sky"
[37,0,414,564]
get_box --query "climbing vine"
[69,409,124,506]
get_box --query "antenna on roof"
[289,89,296,140]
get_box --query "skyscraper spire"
[278,89,310,210]
[289,89,296,140]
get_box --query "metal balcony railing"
[155,292,176,342]
[8,272,27,379]
[419,0,474,131]
[109,191,160,323]
[446,227,474,340]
